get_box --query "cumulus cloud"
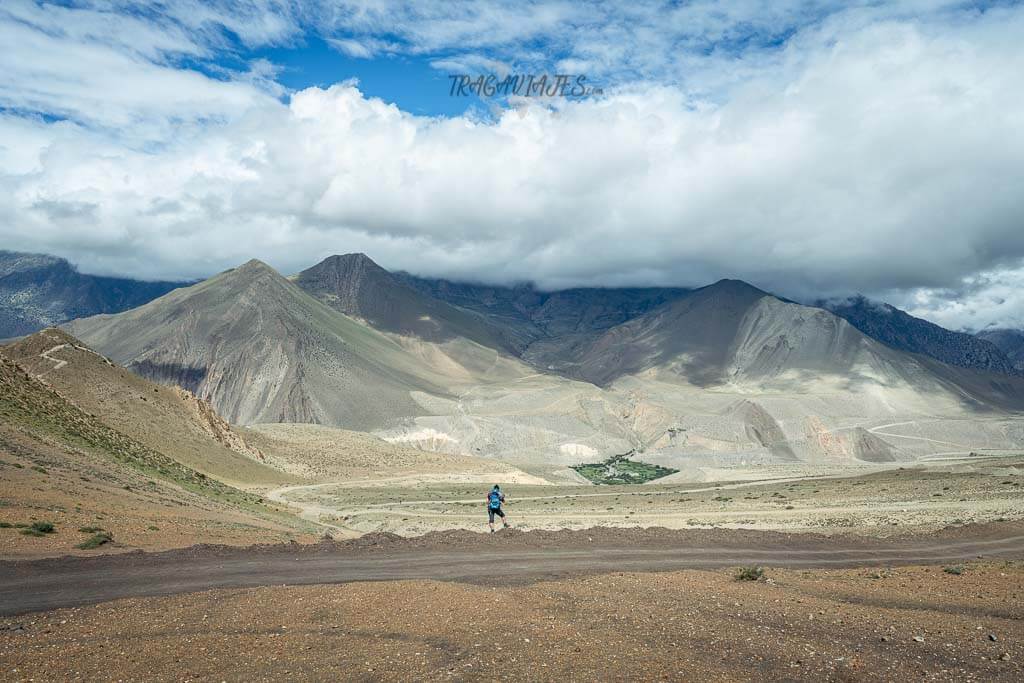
[2,1,1024,330]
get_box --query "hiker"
[486,484,510,532]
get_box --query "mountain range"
[0,250,187,340]
[5,248,1021,378]
[55,252,1024,478]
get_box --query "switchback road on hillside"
[3,523,1023,617]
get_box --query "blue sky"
[2,1,1024,329]
[247,39,480,117]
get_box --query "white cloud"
[327,38,375,58]
[326,37,401,59]
[900,266,1024,332]
[2,1,1024,331]
[0,2,280,142]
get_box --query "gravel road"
[3,522,1023,616]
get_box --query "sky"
[1,1,1024,331]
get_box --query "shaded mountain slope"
[570,279,782,385]
[977,329,1024,371]
[294,254,525,353]
[0,250,186,338]
[393,272,690,351]
[394,274,690,337]
[822,296,1018,376]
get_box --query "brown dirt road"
[3,522,1024,617]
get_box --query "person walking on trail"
[487,484,510,532]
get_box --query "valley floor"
[3,454,1023,681]
[266,454,1024,538]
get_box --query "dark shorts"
[488,507,505,522]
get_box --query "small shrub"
[147,525,159,531]
[31,466,48,474]
[0,522,11,528]
[20,521,55,537]
[77,531,113,550]
[943,565,965,576]
[78,526,104,533]
[736,566,765,582]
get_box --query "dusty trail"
[264,484,359,538]
[3,523,1023,617]
[265,472,838,519]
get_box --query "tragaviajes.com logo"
[448,74,603,98]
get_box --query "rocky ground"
[1,560,1021,681]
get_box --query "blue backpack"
[488,490,502,510]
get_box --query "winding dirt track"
[3,523,1024,617]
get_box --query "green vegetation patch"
[735,566,765,582]
[572,452,678,485]
[20,521,56,537]
[77,531,113,550]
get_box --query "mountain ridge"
[821,295,1019,376]
[294,253,526,353]
[0,250,187,339]
[977,329,1024,371]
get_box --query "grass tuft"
[943,565,965,576]
[76,531,113,550]
[735,566,765,582]
[19,521,56,537]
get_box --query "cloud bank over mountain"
[2,1,1023,329]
